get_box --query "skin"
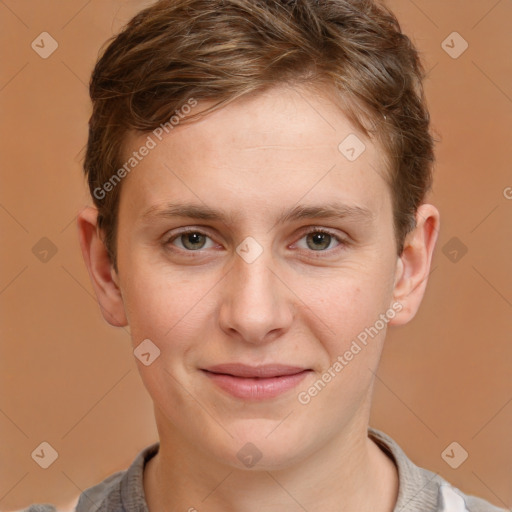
[78,82,439,512]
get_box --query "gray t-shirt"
[23,428,508,512]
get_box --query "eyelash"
[163,227,349,257]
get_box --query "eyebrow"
[140,201,374,227]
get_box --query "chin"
[217,423,309,471]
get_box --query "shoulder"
[21,442,159,512]
[368,427,508,512]
[21,506,58,512]
[74,469,125,512]
[21,471,124,512]
[444,485,509,512]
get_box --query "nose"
[218,244,294,345]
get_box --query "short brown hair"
[85,0,434,271]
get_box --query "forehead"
[118,83,391,225]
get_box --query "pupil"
[308,232,330,250]
[183,233,205,249]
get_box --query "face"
[87,83,434,470]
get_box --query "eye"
[164,227,347,255]
[167,230,216,251]
[295,229,345,252]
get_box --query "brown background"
[1,0,511,510]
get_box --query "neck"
[144,413,398,512]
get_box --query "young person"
[25,0,507,510]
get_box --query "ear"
[388,203,440,326]
[77,206,128,327]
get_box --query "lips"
[203,363,308,378]
[201,364,312,400]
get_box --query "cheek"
[305,262,393,330]
[122,266,216,402]
[297,265,396,383]
[121,258,217,349]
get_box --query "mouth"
[201,364,312,400]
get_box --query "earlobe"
[388,203,440,326]
[77,206,128,327]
